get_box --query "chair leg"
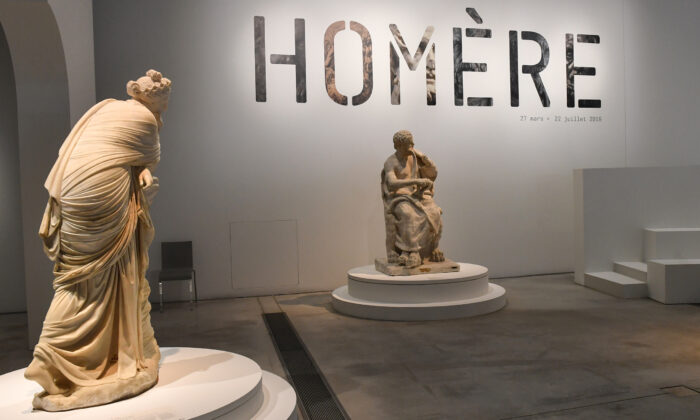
[193,270,198,304]
[189,279,194,305]
[159,281,164,313]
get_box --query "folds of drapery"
[29,99,160,392]
[41,99,160,290]
[384,195,442,256]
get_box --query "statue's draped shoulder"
[44,99,160,200]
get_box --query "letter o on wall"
[324,21,373,106]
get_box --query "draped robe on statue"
[25,99,161,411]
[381,154,443,262]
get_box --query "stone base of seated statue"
[375,258,460,276]
[331,263,506,321]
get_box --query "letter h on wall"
[254,17,307,103]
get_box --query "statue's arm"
[414,149,438,180]
[137,167,154,188]
[383,158,433,191]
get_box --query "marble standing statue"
[24,70,171,411]
[377,130,459,275]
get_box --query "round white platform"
[332,263,506,321]
[0,347,297,420]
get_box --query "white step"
[613,261,648,282]
[647,259,700,304]
[584,271,648,299]
[644,228,700,261]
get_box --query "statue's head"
[393,130,414,152]
[127,69,172,126]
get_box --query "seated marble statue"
[381,130,445,268]
[24,70,171,411]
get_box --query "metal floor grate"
[264,312,349,420]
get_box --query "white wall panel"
[624,0,700,167]
[93,0,625,299]
[574,166,700,284]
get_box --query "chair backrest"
[161,241,193,269]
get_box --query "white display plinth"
[0,347,297,420]
[332,263,506,321]
[647,259,700,304]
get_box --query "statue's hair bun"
[147,69,162,82]
[127,69,171,99]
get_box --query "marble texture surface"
[379,130,449,274]
[24,70,171,411]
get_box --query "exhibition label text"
[253,8,601,108]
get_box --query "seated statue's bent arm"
[414,151,437,181]
[383,160,433,192]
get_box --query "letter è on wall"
[253,8,601,108]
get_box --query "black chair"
[158,241,197,312]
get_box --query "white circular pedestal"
[332,263,506,321]
[0,347,297,420]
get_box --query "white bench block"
[647,259,700,304]
[584,271,648,299]
[644,228,700,260]
[613,261,648,282]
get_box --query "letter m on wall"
[389,25,436,105]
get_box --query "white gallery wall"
[0,1,96,348]
[623,0,700,167]
[574,166,700,285]
[571,0,700,285]
[48,0,96,125]
[9,0,700,338]
[0,20,24,313]
[93,0,626,300]
[0,1,73,347]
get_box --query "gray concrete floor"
[275,274,700,419]
[2,274,700,419]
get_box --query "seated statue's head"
[393,130,414,155]
[127,69,172,127]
